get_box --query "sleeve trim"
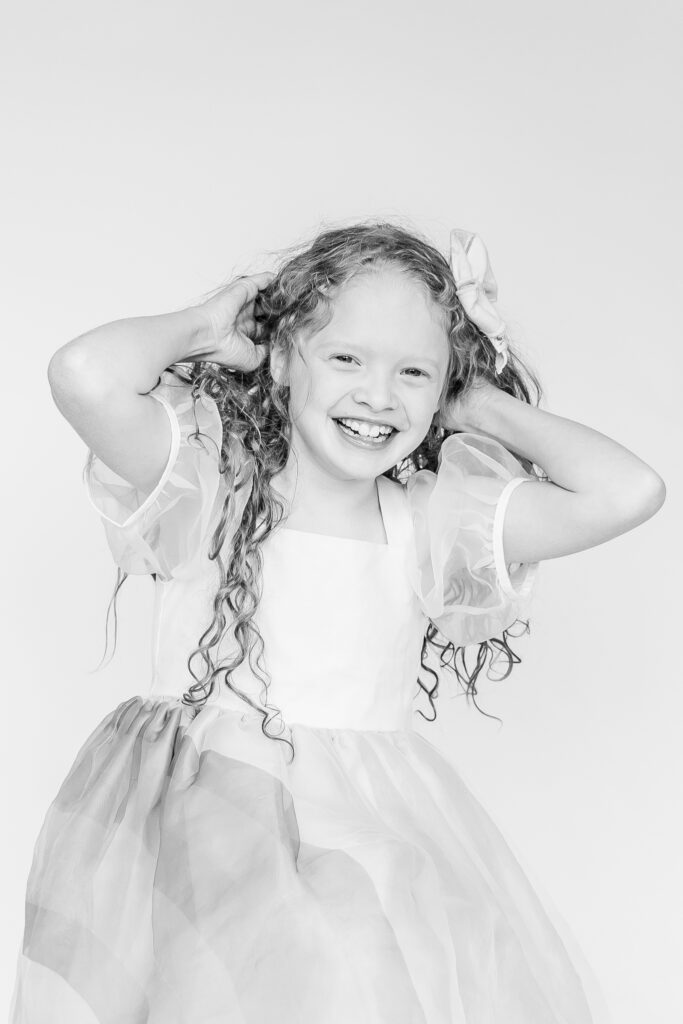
[84,390,182,530]
[492,476,533,601]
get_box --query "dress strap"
[377,476,413,547]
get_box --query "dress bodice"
[213,477,429,731]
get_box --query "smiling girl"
[11,222,663,1023]
[268,267,452,541]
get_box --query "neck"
[271,448,379,529]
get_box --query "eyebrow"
[317,340,443,370]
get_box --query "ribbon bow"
[449,228,510,375]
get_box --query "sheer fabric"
[12,696,600,1024]
[10,372,608,1022]
[405,432,538,647]
[82,372,242,581]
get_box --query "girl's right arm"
[47,274,273,498]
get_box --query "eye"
[331,354,358,365]
[402,367,429,378]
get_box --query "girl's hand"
[195,272,275,371]
[438,377,502,432]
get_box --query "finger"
[252,319,268,341]
[231,274,275,315]
[249,271,276,289]
[235,311,256,333]
[241,342,269,371]
[233,272,275,299]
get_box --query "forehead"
[309,268,450,362]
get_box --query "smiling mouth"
[333,417,398,446]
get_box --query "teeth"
[339,417,394,438]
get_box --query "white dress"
[11,371,600,1023]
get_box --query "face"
[270,268,451,482]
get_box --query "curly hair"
[99,219,545,763]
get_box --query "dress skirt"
[11,694,600,1024]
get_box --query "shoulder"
[377,474,413,546]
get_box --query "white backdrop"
[2,1,681,1020]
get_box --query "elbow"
[639,471,666,517]
[645,473,667,517]
[47,344,101,399]
[617,472,666,527]
[48,343,87,383]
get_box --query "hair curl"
[99,219,545,763]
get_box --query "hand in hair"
[195,272,275,371]
[437,377,501,433]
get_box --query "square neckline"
[277,475,405,548]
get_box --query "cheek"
[301,367,337,411]
[405,386,441,425]
[286,369,310,420]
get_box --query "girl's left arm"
[443,382,667,565]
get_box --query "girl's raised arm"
[48,307,212,496]
[46,274,272,496]
[443,382,666,566]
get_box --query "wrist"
[465,386,512,433]
[443,382,511,435]
[178,305,217,362]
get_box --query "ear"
[433,389,451,428]
[269,342,289,386]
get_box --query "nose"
[351,370,399,413]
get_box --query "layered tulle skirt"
[11,695,600,1023]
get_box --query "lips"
[340,416,393,434]
[333,417,397,449]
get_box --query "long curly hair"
[100,219,544,763]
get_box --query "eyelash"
[331,355,428,378]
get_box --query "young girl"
[12,222,664,1023]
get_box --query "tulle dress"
[11,371,601,1023]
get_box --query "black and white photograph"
[3,1,680,1021]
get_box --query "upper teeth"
[339,418,394,438]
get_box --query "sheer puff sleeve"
[405,432,540,648]
[83,371,231,581]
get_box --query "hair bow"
[449,228,510,375]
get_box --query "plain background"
[2,0,681,1020]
